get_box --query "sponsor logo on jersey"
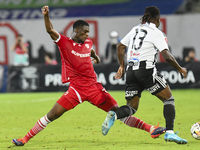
[147,83,160,93]
[125,90,138,97]
[165,37,168,43]
[71,50,90,57]
[130,51,140,57]
[85,44,89,49]
[64,91,69,95]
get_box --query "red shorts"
[57,82,118,112]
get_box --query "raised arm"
[11,36,28,53]
[115,42,126,79]
[41,6,59,40]
[11,38,18,51]
[161,49,187,79]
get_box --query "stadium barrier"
[7,62,200,92]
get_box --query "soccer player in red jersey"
[12,6,166,146]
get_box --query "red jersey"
[15,43,29,54]
[54,34,97,86]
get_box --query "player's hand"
[91,49,100,64]
[115,66,125,79]
[41,6,49,15]
[92,56,100,64]
[179,67,187,79]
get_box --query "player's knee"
[47,109,65,121]
[127,101,139,111]
[47,110,58,121]
[110,106,119,111]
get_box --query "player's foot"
[102,111,116,135]
[164,132,188,144]
[12,138,26,146]
[150,123,166,138]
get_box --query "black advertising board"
[8,62,200,92]
[8,65,68,92]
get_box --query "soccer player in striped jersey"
[102,6,188,144]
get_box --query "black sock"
[163,99,175,130]
[115,105,136,119]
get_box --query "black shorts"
[125,67,168,100]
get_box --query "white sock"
[114,113,117,120]
[150,126,154,133]
[166,130,174,134]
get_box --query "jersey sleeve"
[54,33,61,43]
[153,31,169,52]
[54,34,67,48]
[120,27,135,46]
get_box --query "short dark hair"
[73,20,89,31]
[183,47,195,58]
[140,6,160,24]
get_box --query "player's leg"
[112,96,165,138]
[153,74,187,144]
[100,95,141,136]
[114,96,139,119]
[116,96,150,133]
[105,68,143,130]
[155,86,174,131]
[12,87,80,146]
[98,87,164,137]
[106,69,142,123]
[119,116,165,138]
[116,68,165,138]
[12,102,68,146]
[89,83,137,135]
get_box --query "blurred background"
[0,0,200,93]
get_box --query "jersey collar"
[143,22,156,28]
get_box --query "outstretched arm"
[91,49,100,64]
[41,6,59,40]
[161,49,187,79]
[115,42,126,79]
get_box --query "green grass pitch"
[0,89,200,150]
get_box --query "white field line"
[0,97,58,103]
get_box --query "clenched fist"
[41,6,49,15]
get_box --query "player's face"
[76,25,89,43]
[17,36,23,43]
